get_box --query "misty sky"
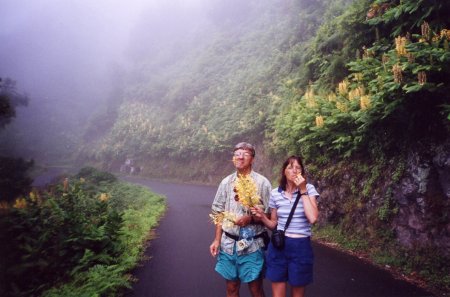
[0,0,208,113]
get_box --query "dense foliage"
[0,78,34,203]
[271,0,450,159]
[0,168,166,297]
[0,156,33,202]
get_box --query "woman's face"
[284,160,302,183]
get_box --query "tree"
[0,77,33,202]
[0,77,28,129]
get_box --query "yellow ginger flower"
[395,36,408,56]
[336,101,348,112]
[421,21,430,41]
[440,29,450,40]
[348,90,355,101]
[13,197,27,209]
[418,71,427,85]
[305,87,316,108]
[99,193,110,202]
[209,211,238,228]
[315,115,324,127]
[30,191,37,202]
[0,201,9,212]
[348,86,364,101]
[392,64,403,83]
[360,95,371,110]
[327,93,336,102]
[354,73,363,82]
[234,174,261,209]
[338,80,348,95]
[362,47,374,59]
[63,178,69,192]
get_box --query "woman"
[252,155,319,297]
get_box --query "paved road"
[123,177,434,297]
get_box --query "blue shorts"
[266,236,313,287]
[215,246,265,283]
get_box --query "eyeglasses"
[233,152,252,158]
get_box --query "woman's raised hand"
[250,206,264,218]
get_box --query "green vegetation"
[80,0,338,162]
[0,167,166,297]
[272,0,450,160]
[2,0,449,294]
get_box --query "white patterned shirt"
[211,170,271,255]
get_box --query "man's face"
[232,149,254,172]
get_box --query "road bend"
[123,177,434,297]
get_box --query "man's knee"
[248,278,265,297]
[226,280,240,296]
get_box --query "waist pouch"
[225,231,270,250]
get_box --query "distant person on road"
[209,142,272,297]
[252,155,319,297]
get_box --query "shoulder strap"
[284,193,301,231]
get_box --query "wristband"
[300,192,308,196]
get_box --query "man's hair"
[233,142,256,157]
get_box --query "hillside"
[77,0,450,292]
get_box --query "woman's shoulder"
[271,186,282,195]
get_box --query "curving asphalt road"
[123,176,434,297]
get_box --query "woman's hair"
[279,155,306,190]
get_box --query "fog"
[0,0,213,162]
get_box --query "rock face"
[392,143,450,254]
[316,141,450,256]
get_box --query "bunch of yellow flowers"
[233,174,261,209]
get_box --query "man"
[210,142,272,297]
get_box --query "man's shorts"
[266,236,313,287]
[215,246,265,283]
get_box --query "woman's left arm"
[295,174,319,224]
[301,194,318,224]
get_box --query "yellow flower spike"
[395,36,408,56]
[327,93,336,102]
[305,87,316,108]
[354,73,363,82]
[348,90,355,101]
[0,201,10,211]
[421,21,430,41]
[209,211,238,227]
[234,174,260,210]
[336,101,348,112]
[30,191,36,202]
[338,80,348,95]
[315,115,324,127]
[418,71,427,85]
[360,95,371,110]
[63,177,69,192]
[392,64,403,83]
[99,193,109,202]
[13,198,27,209]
